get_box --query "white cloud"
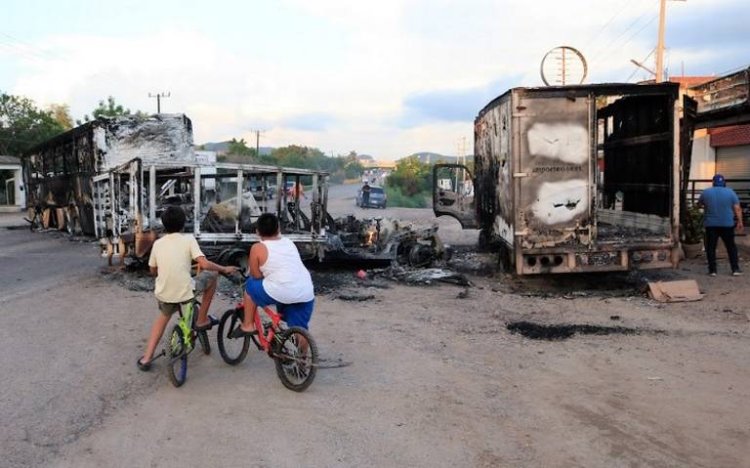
[4,0,746,159]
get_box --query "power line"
[589,0,659,64]
[619,14,659,52]
[0,32,64,62]
[584,1,636,52]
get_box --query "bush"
[385,185,429,208]
[682,205,704,244]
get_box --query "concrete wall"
[689,129,716,183]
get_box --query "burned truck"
[22,114,194,235]
[434,83,681,275]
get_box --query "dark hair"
[161,206,186,233]
[256,213,279,237]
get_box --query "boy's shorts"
[157,271,218,316]
[245,278,314,329]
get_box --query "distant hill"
[405,152,474,164]
[200,141,273,156]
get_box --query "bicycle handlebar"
[221,268,248,284]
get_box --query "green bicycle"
[165,299,211,387]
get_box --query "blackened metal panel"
[514,92,592,248]
[474,94,514,244]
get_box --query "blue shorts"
[245,278,314,329]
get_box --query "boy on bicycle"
[138,206,236,371]
[231,213,315,337]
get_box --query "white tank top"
[260,237,315,303]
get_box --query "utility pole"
[250,129,266,158]
[148,92,170,113]
[655,0,686,83]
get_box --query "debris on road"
[378,266,471,287]
[647,280,704,303]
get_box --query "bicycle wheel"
[217,308,250,365]
[197,330,211,355]
[167,324,188,387]
[273,326,318,392]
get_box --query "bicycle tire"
[197,330,211,355]
[167,324,188,387]
[217,308,250,365]
[273,326,318,392]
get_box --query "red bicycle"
[216,273,318,392]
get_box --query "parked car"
[356,185,387,208]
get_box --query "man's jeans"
[705,226,740,273]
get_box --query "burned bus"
[21,114,194,235]
[434,83,682,275]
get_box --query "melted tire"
[274,326,318,392]
[217,308,250,365]
[167,324,188,387]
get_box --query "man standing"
[361,182,371,208]
[698,174,744,276]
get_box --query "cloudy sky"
[1,0,748,159]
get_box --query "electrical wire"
[589,0,659,64]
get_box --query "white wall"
[689,129,715,190]
[0,164,26,211]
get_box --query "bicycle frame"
[229,300,284,353]
[177,301,196,349]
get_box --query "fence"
[687,178,750,221]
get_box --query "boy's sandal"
[137,357,152,372]
[194,314,219,331]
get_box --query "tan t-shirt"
[148,233,204,303]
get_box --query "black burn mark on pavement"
[507,321,656,341]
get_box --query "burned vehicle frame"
[434,82,682,275]
[93,158,332,266]
[94,158,445,269]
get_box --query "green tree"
[387,155,432,196]
[78,96,146,124]
[343,152,363,179]
[227,138,255,157]
[0,92,66,155]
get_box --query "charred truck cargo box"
[434,83,681,275]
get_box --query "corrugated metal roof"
[710,124,750,147]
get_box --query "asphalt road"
[0,184,475,468]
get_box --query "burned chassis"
[93,158,444,269]
[93,158,332,267]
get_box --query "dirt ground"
[1,188,749,467]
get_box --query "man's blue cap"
[713,174,726,187]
